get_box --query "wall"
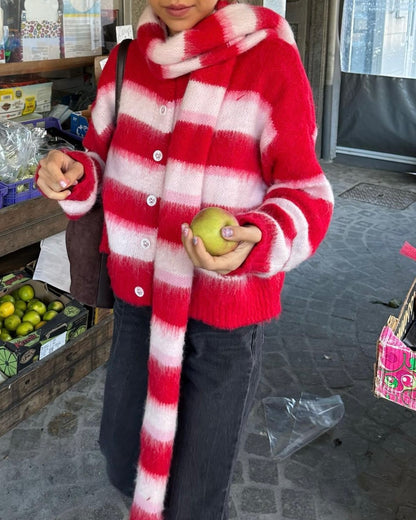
[286,0,329,157]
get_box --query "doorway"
[335,0,416,171]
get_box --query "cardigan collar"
[136,1,288,79]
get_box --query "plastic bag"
[262,392,345,460]
[0,120,45,183]
[0,120,73,184]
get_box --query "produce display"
[0,284,64,341]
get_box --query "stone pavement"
[0,161,416,520]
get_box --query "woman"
[36,1,334,519]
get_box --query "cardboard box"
[0,79,53,120]
[0,271,89,377]
[374,278,416,410]
[70,112,89,138]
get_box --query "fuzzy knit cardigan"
[49,2,334,518]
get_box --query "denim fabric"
[99,298,264,520]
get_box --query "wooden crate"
[0,313,113,437]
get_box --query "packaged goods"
[0,77,52,120]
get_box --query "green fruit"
[4,314,21,332]
[15,321,35,337]
[17,285,35,302]
[27,300,47,316]
[190,207,239,256]
[21,310,41,327]
[0,294,15,304]
[14,300,27,312]
[0,330,13,342]
[14,309,24,319]
[47,300,65,312]
[43,310,58,321]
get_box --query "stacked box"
[374,278,416,410]
[0,79,53,120]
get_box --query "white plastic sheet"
[262,392,345,460]
[33,231,71,293]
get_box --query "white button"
[153,150,163,162]
[146,195,157,206]
[141,238,150,249]
[160,105,167,115]
[134,286,144,297]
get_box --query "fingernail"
[192,237,198,246]
[59,180,68,189]
[182,224,189,237]
[222,227,233,238]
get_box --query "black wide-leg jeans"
[99,298,264,520]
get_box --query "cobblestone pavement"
[0,161,415,520]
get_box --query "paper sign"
[40,332,67,360]
[116,25,134,43]
[62,0,102,57]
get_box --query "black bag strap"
[115,38,132,120]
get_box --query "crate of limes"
[0,270,89,379]
[0,176,41,207]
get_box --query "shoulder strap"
[115,38,132,121]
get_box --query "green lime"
[43,310,58,321]
[0,295,15,304]
[21,310,41,327]
[47,300,65,312]
[28,300,47,316]
[26,299,41,310]
[15,322,35,337]
[4,314,21,332]
[14,300,27,312]
[10,290,20,300]
[0,330,13,342]
[17,284,35,302]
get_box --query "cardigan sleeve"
[234,39,334,277]
[56,44,121,219]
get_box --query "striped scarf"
[129,3,291,519]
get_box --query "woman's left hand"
[181,223,262,275]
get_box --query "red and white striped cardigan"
[53,2,333,518]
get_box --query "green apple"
[190,207,239,256]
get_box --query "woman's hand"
[36,149,85,200]
[181,223,262,275]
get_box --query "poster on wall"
[62,0,102,58]
[21,0,61,61]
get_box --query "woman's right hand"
[36,149,85,200]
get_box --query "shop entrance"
[336,0,416,170]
